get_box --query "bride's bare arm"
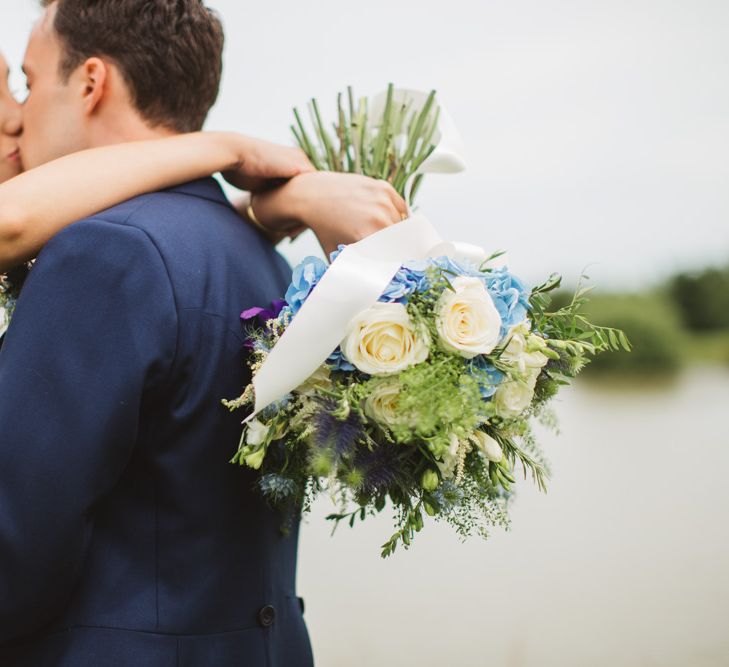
[0,132,312,271]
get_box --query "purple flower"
[240,299,287,327]
[241,299,287,350]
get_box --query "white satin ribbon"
[368,88,467,176]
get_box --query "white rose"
[473,431,503,462]
[364,378,404,429]
[245,419,269,446]
[493,376,536,417]
[436,276,502,358]
[342,302,429,376]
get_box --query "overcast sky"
[2,0,728,290]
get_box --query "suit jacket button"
[258,604,276,628]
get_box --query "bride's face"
[0,53,23,184]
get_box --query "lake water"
[297,365,729,667]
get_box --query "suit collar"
[163,177,231,206]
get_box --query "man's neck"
[87,113,179,148]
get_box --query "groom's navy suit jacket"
[0,179,313,666]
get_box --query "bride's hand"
[250,171,409,257]
[221,134,315,192]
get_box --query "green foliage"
[383,355,483,443]
[492,421,551,493]
[380,501,426,558]
[528,272,631,383]
[430,452,512,542]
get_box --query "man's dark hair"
[41,0,224,132]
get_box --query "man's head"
[0,53,23,183]
[20,0,224,169]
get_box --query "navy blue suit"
[0,179,314,666]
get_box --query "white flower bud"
[246,419,269,446]
[473,431,503,462]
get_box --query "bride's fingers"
[386,193,407,225]
[396,200,410,221]
[385,183,409,221]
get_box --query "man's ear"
[79,57,108,115]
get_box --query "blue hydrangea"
[467,356,506,398]
[285,256,328,315]
[378,256,477,303]
[326,346,356,372]
[260,394,293,420]
[482,267,531,340]
[379,265,430,303]
[430,255,480,278]
[329,244,346,263]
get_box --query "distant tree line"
[668,265,729,331]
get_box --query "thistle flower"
[431,480,464,513]
[311,398,364,460]
[352,443,414,496]
[259,474,298,503]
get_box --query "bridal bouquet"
[224,86,630,557]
